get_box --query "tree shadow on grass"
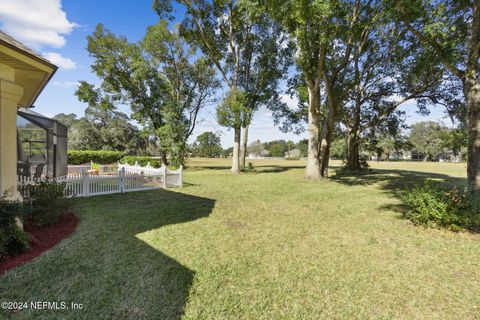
[331,167,466,190]
[188,165,230,170]
[0,189,215,320]
[330,167,467,215]
[256,165,305,173]
[190,164,305,173]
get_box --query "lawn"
[1,159,479,319]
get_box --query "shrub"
[241,162,256,173]
[0,201,29,258]
[402,181,480,232]
[336,159,370,175]
[68,150,126,165]
[27,180,71,227]
[120,156,161,168]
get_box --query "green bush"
[402,181,480,232]
[0,201,29,258]
[241,162,256,173]
[120,156,161,168]
[27,180,71,227]
[336,159,371,176]
[68,150,126,165]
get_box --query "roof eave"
[27,65,57,108]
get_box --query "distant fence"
[18,162,182,199]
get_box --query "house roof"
[0,31,56,68]
[0,30,57,108]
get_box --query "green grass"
[1,159,479,319]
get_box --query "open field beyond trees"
[1,159,479,319]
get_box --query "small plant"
[402,180,480,232]
[27,180,71,227]
[0,200,29,258]
[241,162,256,173]
[91,162,101,171]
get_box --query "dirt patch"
[0,213,79,275]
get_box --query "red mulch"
[0,213,79,275]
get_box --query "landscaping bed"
[0,213,78,275]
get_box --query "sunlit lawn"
[1,159,479,319]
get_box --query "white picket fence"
[18,162,182,198]
[118,161,165,176]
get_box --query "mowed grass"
[1,159,479,319]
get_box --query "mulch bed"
[0,213,79,275]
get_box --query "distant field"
[1,157,477,319]
[188,157,468,180]
[187,157,308,169]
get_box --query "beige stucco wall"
[0,63,23,200]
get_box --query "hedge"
[67,150,126,165]
[119,156,162,168]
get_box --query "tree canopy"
[67,0,480,190]
[81,21,218,166]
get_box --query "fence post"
[119,167,125,193]
[179,165,183,187]
[82,170,89,197]
[162,165,167,189]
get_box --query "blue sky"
[0,0,453,148]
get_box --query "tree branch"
[404,21,465,80]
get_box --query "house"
[247,149,270,159]
[0,31,57,200]
[259,149,270,157]
[435,151,462,163]
[411,151,427,161]
[389,151,411,161]
[285,148,301,159]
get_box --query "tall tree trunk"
[161,152,168,166]
[321,137,332,177]
[305,86,322,180]
[319,85,336,177]
[231,126,241,174]
[465,2,480,190]
[345,100,362,171]
[465,79,480,189]
[346,130,361,171]
[241,124,249,168]
[319,113,334,177]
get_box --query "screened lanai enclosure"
[17,108,67,178]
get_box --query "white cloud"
[0,0,76,48]
[280,94,299,110]
[256,107,273,118]
[43,52,76,69]
[52,81,79,88]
